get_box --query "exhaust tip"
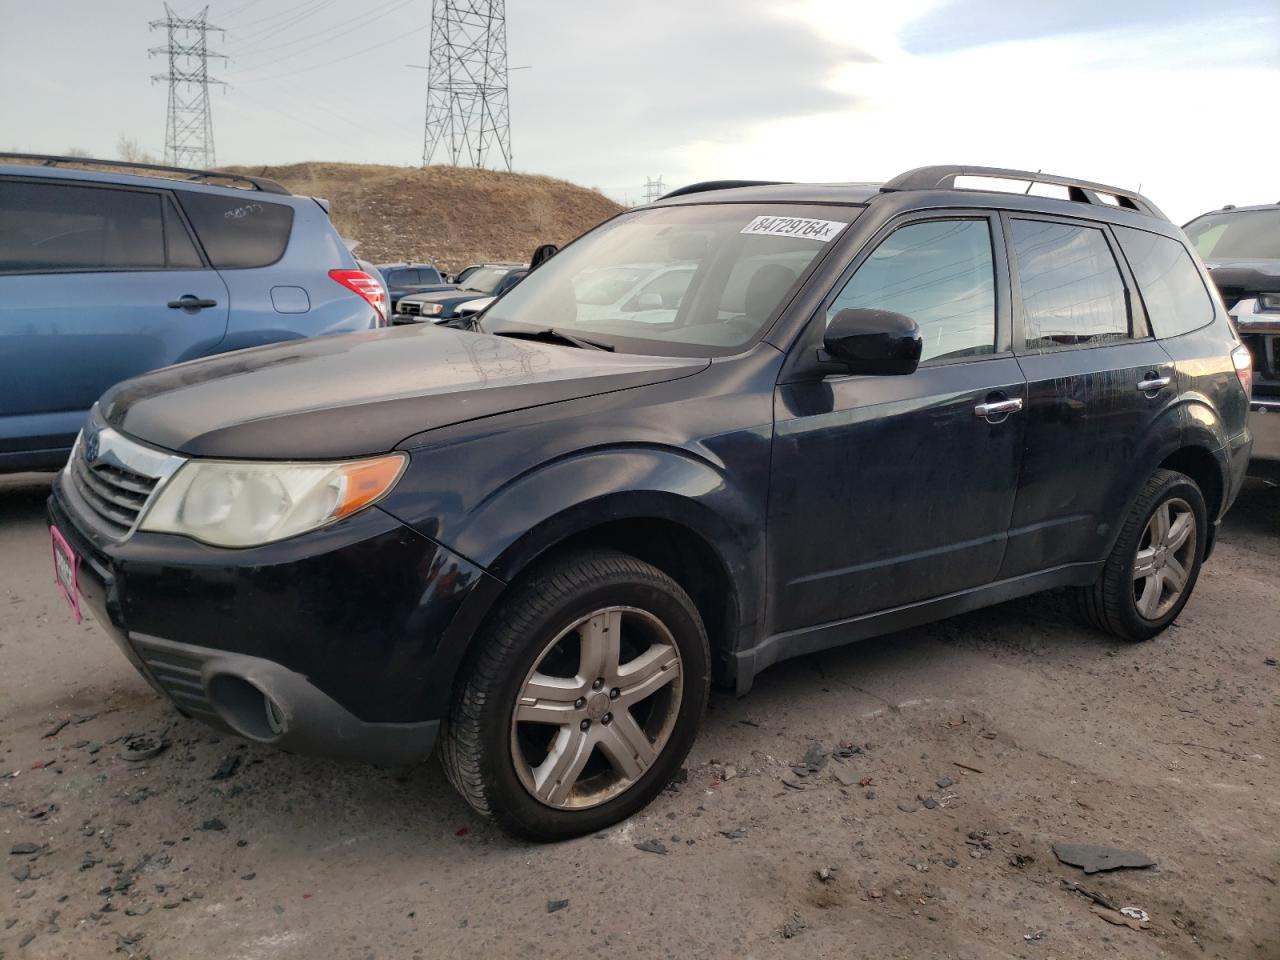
[208,674,287,742]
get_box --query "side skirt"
[732,560,1103,695]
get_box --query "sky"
[1,0,1277,222]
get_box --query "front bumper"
[47,477,503,765]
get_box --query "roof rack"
[880,165,1165,220]
[658,180,788,201]
[0,152,291,195]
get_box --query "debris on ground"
[790,744,828,778]
[197,818,227,832]
[209,754,242,781]
[1061,879,1119,911]
[9,842,40,855]
[831,764,861,787]
[546,899,569,913]
[121,734,168,762]
[1023,930,1047,941]
[633,839,667,855]
[781,911,806,939]
[43,718,70,739]
[816,866,834,883]
[719,828,747,840]
[1053,842,1157,874]
[1091,904,1152,930]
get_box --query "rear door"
[999,214,1176,577]
[769,213,1028,632]
[0,177,228,460]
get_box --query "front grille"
[399,301,422,317]
[68,454,158,537]
[131,637,222,724]
[59,419,186,542]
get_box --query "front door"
[768,214,1027,634]
[998,214,1176,576]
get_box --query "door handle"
[1136,376,1171,392]
[167,295,218,310]
[974,397,1023,418]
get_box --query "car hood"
[402,289,486,306]
[100,325,708,459]
[1204,258,1280,294]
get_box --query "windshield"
[482,203,857,356]
[463,267,510,294]
[1185,209,1280,261]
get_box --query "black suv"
[47,166,1252,841]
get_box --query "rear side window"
[176,191,294,269]
[1010,219,1129,350]
[1114,226,1214,338]
[0,180,166,272]
[829,219,996,363]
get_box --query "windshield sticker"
[740,216,848,243]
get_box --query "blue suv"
[0,153,388,473]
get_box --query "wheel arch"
[485,496,749,688]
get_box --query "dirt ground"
[1,471,1277,960]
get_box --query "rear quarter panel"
[217,199,374,350]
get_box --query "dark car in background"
[1185,202,1280,480]
[47,165,1250,841]
[0,153,387,473]
[395,264,527,324]
[376,262,452,312]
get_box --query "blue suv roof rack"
[0,152,291,195]
[880,165,1165,220]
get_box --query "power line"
[422,0,512,171]
[229,0,413,71]
[150,3,226,167]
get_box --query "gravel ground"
[1,472,1277,960]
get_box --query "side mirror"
[821,308,922,376]
[530,243,559,269]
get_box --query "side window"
[1113,226,1214,338]
[176,191,294,269]
[828,219,996,363]
[422,266,442,283]
[1010,219,1130,350]
[163,197,203,269]
[0,180,165,272]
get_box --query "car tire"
[1073,469,1207,642]
[441,549,709,841]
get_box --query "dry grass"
[220,161,624,271]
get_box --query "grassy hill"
[220,162,624,271]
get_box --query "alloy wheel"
[510,606,683,810]
[1132,497,1196,621]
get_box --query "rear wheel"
[1074,469,1207,641]
[442,549,709,841]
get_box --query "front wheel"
[441,550,709,841]
[1073,468,1207,641]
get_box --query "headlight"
[139,453,407,547]
[1259,292,1280,312]
[426,303,444,315]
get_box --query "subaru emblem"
[84,429,100,463]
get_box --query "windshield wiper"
[492,328,615,352]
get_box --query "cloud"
[899,0,1280,56]
[507,0,875,190]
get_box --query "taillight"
[329,269,387,325]
[1231,344,1253,399]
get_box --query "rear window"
[0,179,166,272]
[177,191,294,269]
[1114,226,1214,338]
